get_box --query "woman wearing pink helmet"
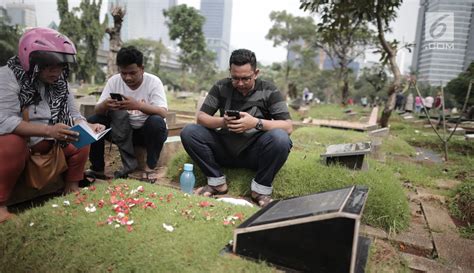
[0,27,105,223]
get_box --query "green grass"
[169,126,410,232]
[0,181,277,272]
[167,93,200,112]
[290,104,371,121]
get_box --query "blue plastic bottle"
[180,163,195,194]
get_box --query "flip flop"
[79,174,96,188]
[139,171,158,184]
[196,185,228,197]
[251,193,274,208]
[84,169,108,180]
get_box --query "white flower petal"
[162,223,174,232]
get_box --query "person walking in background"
[423,94,434,114]
[360,96,368,107]
[404,93,414,113]
[415,95,423,114]
[395,92,405,111]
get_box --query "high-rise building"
[200,0,232,71]
[5,1,36,28]
[109,0,177,47]
[412,0,474,86]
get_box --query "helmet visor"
[30,51,76,70]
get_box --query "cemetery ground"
[0,97,472,272]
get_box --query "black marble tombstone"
[233,185,369,273]
[320,142,372,170]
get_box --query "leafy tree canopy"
[445,62,474,107]
[163,4,208,72]
[57,0,106,83]
[0,14,21,66]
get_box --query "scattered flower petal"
[52,204,59,208]
[163,223,174,232]
[63,200,70,206]
[198,201,213,208]
[29,222,34,227]
[85,204,97,213]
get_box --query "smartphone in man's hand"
[225,110,240,119]
[110,93,123,101]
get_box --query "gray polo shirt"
[201,78,291,120]
[0,65,85,146]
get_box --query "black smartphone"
[110,93,123,101]
[225,110,240,119]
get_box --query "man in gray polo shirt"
[180,49,293,207]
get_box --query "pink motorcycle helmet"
[18,27,77,72]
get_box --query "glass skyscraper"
[200,0,233,71]
[412,0,474,86]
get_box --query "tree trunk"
[341,63,349,105]
[375,5,401,128]
[106,6,125,79]
[282,43,290,99]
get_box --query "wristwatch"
[255,118,263,130]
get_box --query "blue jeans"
[88,112,168,172]
[180,124,292,195]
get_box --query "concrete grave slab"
[401,253,463,273]
[435,179,461,190]
[417,188,447,205]
[360,224,388,240]
[432,233,474,271]
[447,127,466,135]
[368,127,390,138]
[421,201,457,234]
[390,202,433,256]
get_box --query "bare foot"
[0,206,14,224]
[64,182,80,194]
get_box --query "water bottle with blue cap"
[180,163,195,194]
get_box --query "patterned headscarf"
[6,56,73,126]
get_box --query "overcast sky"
[6,0,420,71]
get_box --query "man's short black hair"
[116,46,143,67]
[229,49,257,70]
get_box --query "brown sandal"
[196,185,228,197]
[251,193,274,208]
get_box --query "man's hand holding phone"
[224,110,257,133]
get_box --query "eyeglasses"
[230,73,254,83]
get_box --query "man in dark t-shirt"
[180,49,293,207]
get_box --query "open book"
[70,123,111,149]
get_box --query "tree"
[0,15,21,66]
[124,38,168,74]
[301,0,408,127]
[354,65,388,103]
[445,62,474,108]
[57,0,106,83]
[303,2,373,105]
[266,11,316,98]
[163,5,207,73]
[106,5,125,78]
